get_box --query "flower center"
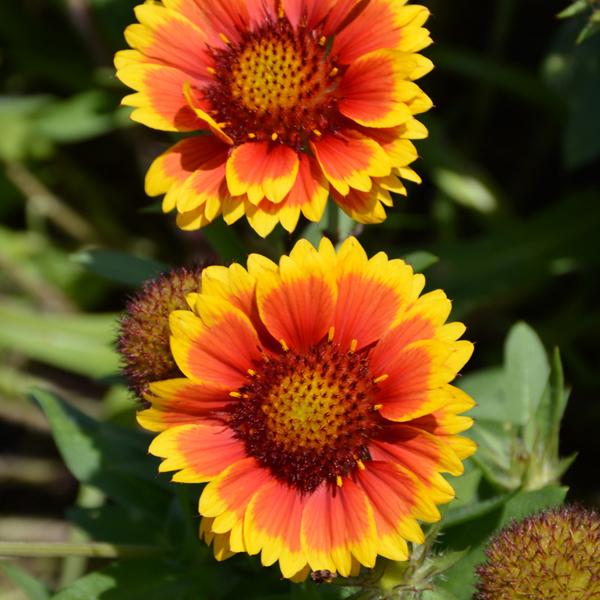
[204,18,342,148]
[229,341,382,493]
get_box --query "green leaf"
[1,562,50,600]
[32,388,171,517]
[504,322,550,426]
[433,168,498,213]
[402,251,439,273]
[443,492,516,529]
[35,91,115,143]
[439,486,568,599]
[557,0,589,19]
[51,559,214,600]
[72,249,168,287]
[0,302,119,379]
[526,348,567,455]
[202,219,247,263]
[0,95,52,160]
[459,367,506,422]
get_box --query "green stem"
[0,542,162,559]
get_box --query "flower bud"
[117,266,204,398]
[475,505,600,599]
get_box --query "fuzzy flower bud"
[475,505,600,599]
[117,266,204,398]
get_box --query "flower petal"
[356,461,439,560]
[283,153,329,223]
[148,423,245,483]
[333,1,431,64]
[226,142,300,204]
[199,457,270,534]
[170,298,262,388]
[138,378,230,432]
[125,3,214,77]
[301,479,378,576]
[244,479,307,578]
[332,183,390,224]
[338,50,415,128]
[331,238,415,351]
[256,239,337,352]
[117,59,202,131]
[311,131,390,195]
[371,339,474,422]
[145,136,229,212]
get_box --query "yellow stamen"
[312,129,322,137]
[219,32,231,45]
[373,404,383,411]
[319,36,327,46]
[349,339,358,353]
[373,374,389,384]
[280,339,289,352]
[206,66,216,75]
[329,67,339,77]
[328,326,335,342]
[229,391,242,398]
[356,459,366,471]
[271,132,279,141]
[247,369,257,377]
[336,475,343,487]
[248,132,256,139]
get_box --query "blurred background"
[1,0,599,597]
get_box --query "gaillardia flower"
[139,237,475,579]
[115,1,433,236]
[475,505,600,600]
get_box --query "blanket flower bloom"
[138,237,476,580]
[115,0,433,236]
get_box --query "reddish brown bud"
[117,266,204,398]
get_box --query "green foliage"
[461,323,574,491]
[0,563,51,600]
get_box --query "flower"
[117,265,205,397]
[115,1,433,236]
[475,505,600,600]
[139,237,475,580]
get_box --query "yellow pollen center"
[231,36,330,115]
[228,341,382,493]
[204,18,342,148]
[261,370,348,452]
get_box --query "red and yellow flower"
[115,1,433,236]
[139,237,476,579]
